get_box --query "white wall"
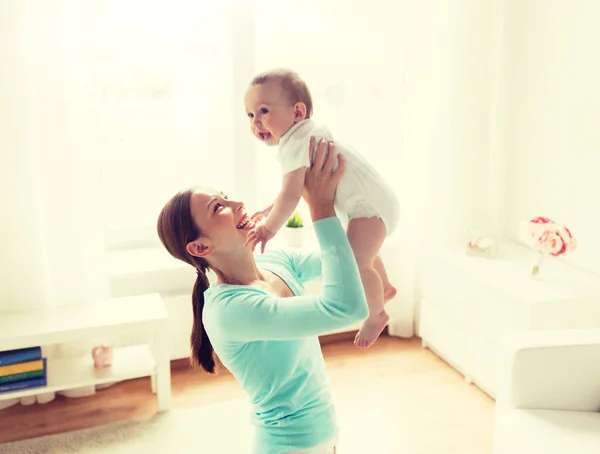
[502,0,600,274]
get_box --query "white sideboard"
[419,241,600,398]
[0,294,171,412]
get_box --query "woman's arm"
[205,216,368,341]
[205,139,368,342]
[289,249,321,283]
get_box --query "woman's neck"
[210,250,265,286]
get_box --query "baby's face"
[244,82,298,146]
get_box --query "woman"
[157,138,368,454]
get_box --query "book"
[0,359,44,377]
[0,358,46,384]
[0,346,42,367]
[0,376,47,394]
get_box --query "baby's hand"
[251,204,274,223]
[244,221,277,254]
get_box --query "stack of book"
[0,347,47,394]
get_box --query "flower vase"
[284,227,304,248]
[530,251,545,280]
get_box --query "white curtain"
[0,0,110,408]
[395,0,506,334]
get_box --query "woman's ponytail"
[190,267,215,373]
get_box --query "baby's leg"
[347,217,389,349]
[373,255,397,303]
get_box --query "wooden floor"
[0,334,495,451]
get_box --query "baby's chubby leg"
[347,217,389,349]
[373,255,397,303]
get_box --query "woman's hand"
[303,137,345,221]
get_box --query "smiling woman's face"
[188,190,256,254]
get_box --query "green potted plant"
[286,210,304,228]
[284,210,304,247]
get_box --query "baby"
[244,68,400,349]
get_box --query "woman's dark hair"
[157,189,216,373]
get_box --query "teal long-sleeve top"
[203,216,369,454]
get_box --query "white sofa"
[493,328,600,454]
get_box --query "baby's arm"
[245,130,319,252]
[265,126,321,232]
[264,167,305,232]
[251,202,275,223]
[244,168,305,253]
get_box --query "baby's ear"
[293,102,307,121]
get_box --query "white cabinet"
[419,241,600,397]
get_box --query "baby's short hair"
[251,69,313,118]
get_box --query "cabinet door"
[420,299,470,377]
[467,328,501,398]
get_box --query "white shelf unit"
[0,294,171,412]
[1,345,155,400]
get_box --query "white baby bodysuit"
[277,119,399,236]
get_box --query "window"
[86,1,237,248]
[84,1,406,250]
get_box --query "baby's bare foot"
[354,311,390,349]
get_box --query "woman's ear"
[186,240,213,258]
[293,102,307,122]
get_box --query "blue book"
[0,375,47,394]
[0,347,42,366]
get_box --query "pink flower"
[519,217,577,275]
[530,217,553,224]
[534,223,576,257]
